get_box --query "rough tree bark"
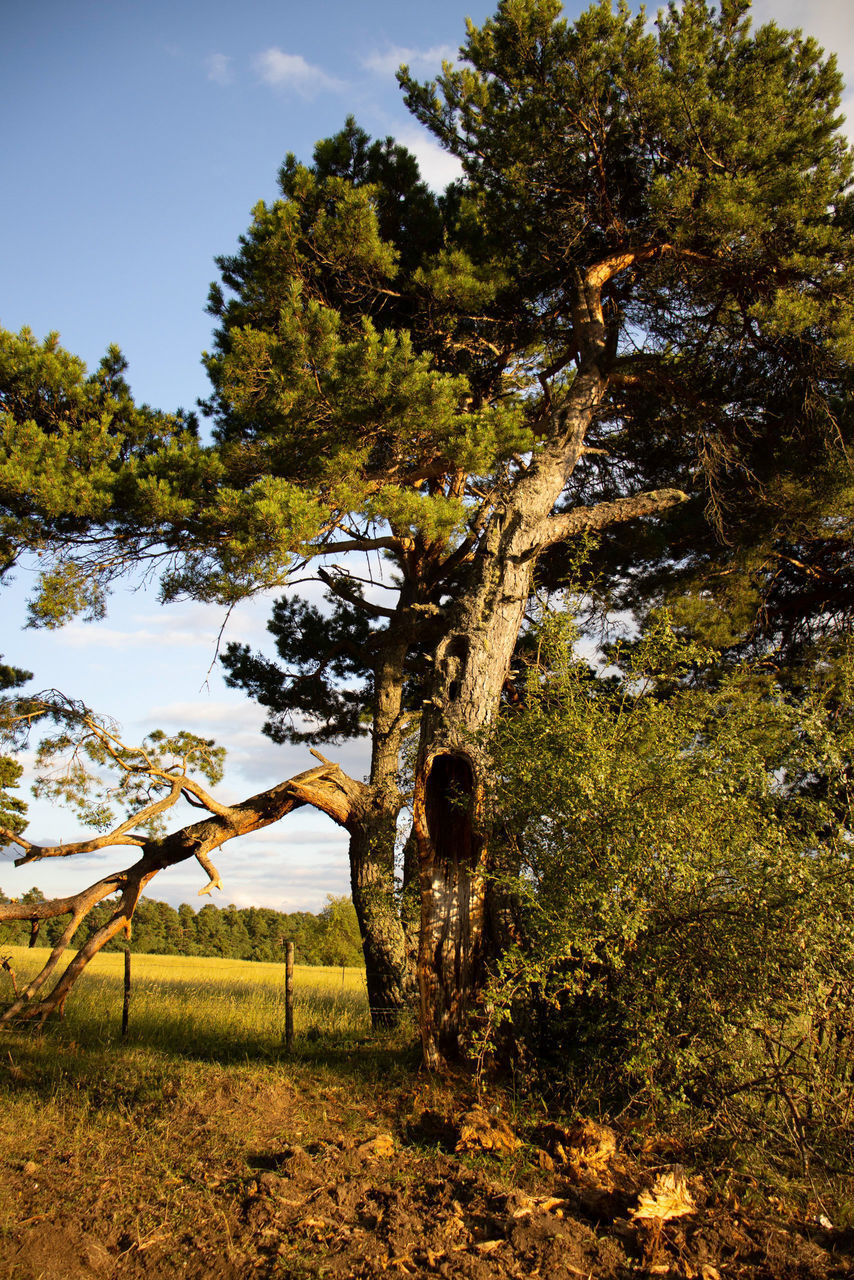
[348,802,409,1027]
[411,263,688,1068]
[326,599,419,1027]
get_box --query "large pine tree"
[204,0,854,1063]
[3,0,852,1066]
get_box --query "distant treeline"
[0,888,364,967]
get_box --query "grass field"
[0,948,423,1279]
[0,946,371,1059]
[1,948,850,1278]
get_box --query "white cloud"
[208,822,352,910]
[154,830,352,910]
[206,53,234,86]
[253,48,345,98]
[59,622,211,650]
[396,127,464,192]
[56,596,272,654]
[362,43,458,79]
[144,698,265,728]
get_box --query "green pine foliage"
[222,589,376,745]
[31,725,226,836]
[0,658,32,835]
[5,3,852,639]
[0,326,197,625]
[212,0,853,775]
[402,0,854,648]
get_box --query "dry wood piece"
[356,1134,395,1158]
[0,696,371,1025]
[565,1119,618,1171]
[631,1166,697,1223]
[631,1164,698,1273]
[455,1105,519,1156]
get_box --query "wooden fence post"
[121,947,131,1038]
[285,940,294,1051]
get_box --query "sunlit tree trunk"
[413,364,609,1068]
[349,804,408,1027]
[348,634,412,1027]
[413,551,535,1067]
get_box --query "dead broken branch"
[0,755,368,1025]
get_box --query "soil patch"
[0,1044,851,1279]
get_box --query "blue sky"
[2,0,490,413]
[2,0,852,915]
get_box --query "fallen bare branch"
[0,758,368,1024]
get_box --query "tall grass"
[1,946,371,1059]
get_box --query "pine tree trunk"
[349,631,416,1028]
[348,803,408,1027]
[412,557,533,1066]
[412,503,543,1066]
[413,365,609,1068]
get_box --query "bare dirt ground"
[0,1036,851,1280]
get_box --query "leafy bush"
[485,613,854,1164]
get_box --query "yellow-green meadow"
[1,947,370,1057]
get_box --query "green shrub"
[485,613,854,1165]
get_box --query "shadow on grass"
[0,999,423,1117]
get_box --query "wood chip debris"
[357,1134,395,1158]
[456,1106,520,1156]
[631,1166,696,1222]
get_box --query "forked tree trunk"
[413,359,610,1068]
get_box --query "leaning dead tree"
[0,693,368,1024]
